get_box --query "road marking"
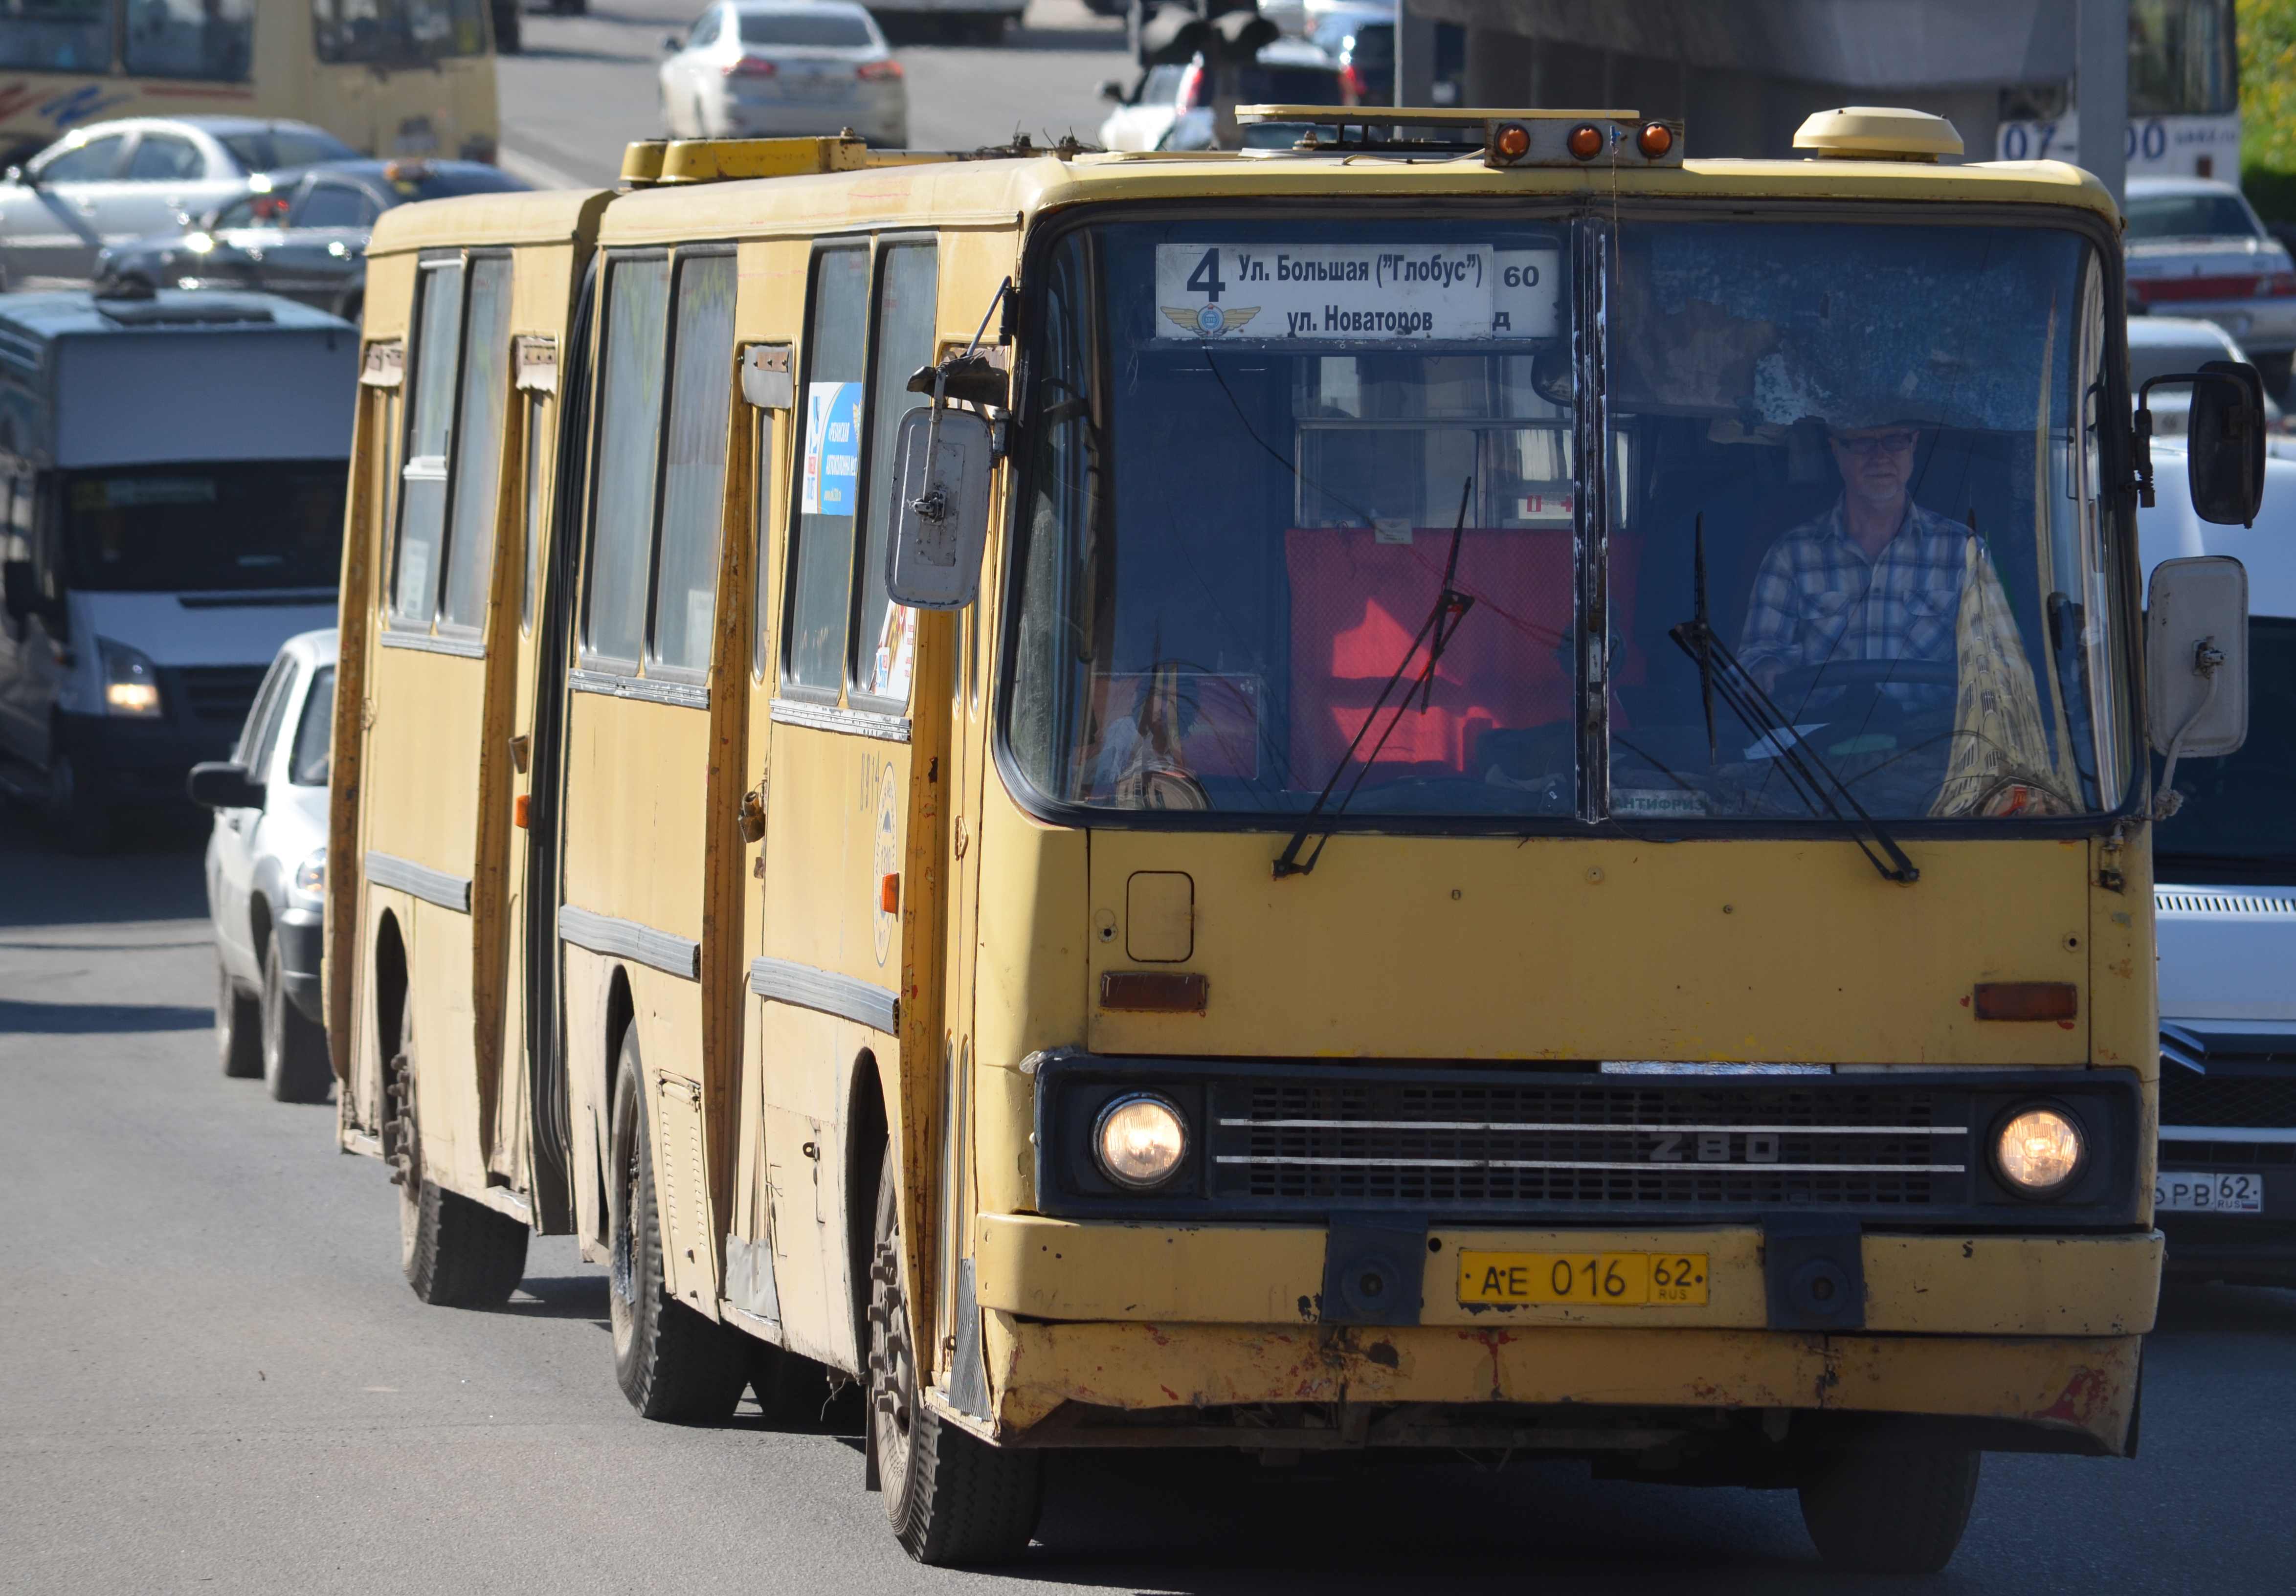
[498,142,597,191]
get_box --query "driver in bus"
[1736,415,1970,706]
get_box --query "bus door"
[554,244,739,1306]
[741,234,944,1373]
[359,248,517,1199]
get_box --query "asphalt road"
[494,0,1129,189]
[2,803,2296,1595]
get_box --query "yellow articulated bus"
[324,107,2265,1573]
[1,0,497,171]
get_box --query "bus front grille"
[1213,1079,1952,1210]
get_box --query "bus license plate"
[2156,1172,2265,1214]
[1457,1251,1709,1307]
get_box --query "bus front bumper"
[967,1216,2158,1455]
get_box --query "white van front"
[0,290,354,845]
[2141,445,2296,1283]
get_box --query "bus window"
[125,0,255,82]
[852,242,937,707]
[438,254,511,634]
[584,255,670,669]
[652,252,737,676]
[521,394,546,633]
[391,259,464,628]
[1009,220,1579,817]
[783,245,868,699]
[2,0,110,72]
[313,0,489,65]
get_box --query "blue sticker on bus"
[803,380,862,516]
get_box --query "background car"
[1310,7,1393,104]
[94,159,533,325]
[2128,315,2296,457]
[2125,175,2296,398]
[1097,35,1342,151]
[191,628,338,1106]
[0,117,357,292]
[1265,0,1391,41]
[659,1,908,145]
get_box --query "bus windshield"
[2154,619,2296,883]
[64,461,346,592]
[1008,215,2127,826]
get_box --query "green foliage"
[2242,0,2296,213]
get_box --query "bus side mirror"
[2185,359,2267,526]
[2146,555,2248,760]
[187,760,267,811]
[884,405,993,610]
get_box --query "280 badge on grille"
[1457,1250,1710,1307]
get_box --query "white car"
[191,628,337,1105]
[1097,37,1343,153]
[2138,448,2296,1283]
[2128,316,2296,458]
[2124,176,2296,396]
[660,0,908,146]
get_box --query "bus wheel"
[1799,1438,1981,1574]
[261,938,333,1103]
[607,1027,749,1421]
[868,1156,1042,1565]
[216,955,261,1079]
[391,1046,529,1307]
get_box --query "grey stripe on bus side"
[362,850,473,913]
[747,956,900,1034]
[558,905,702,982]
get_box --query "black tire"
[261,936,333,1103]
[216,955,262,1079]
[608,1027,749,1421]
[869,1156,1042,1565]
[391,1044,529,1306]
[1798,1440,1981,1574]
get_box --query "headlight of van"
[1093,1093,1189,1189]
[98,638,162,717]
[1994,1104,2085,1196]
[293,847,326,897]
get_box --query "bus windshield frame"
[999,200,2142,842]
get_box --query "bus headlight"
[1994,1105,2085,1195]
[1093,1094,1188,1190]
[99,639,162,717]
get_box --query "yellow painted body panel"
[983,1313,2142,1454]
[972,1214,2160,1337]
[1085,833,2095,1064]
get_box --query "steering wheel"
[1769,658,1958,718]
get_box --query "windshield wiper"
[1668,515,1920,885]
[1273,478,1477,880]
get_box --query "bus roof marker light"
[1566,124,1604,161]
[1487,121,1532,166]
[1637,122,1674,160]
[1793,106,1963,163]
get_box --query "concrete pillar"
[1395,0,1436,107]
[2078,0,2128,208]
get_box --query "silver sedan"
[2125,176,2296,395]
[659,1,908,147]
[0,116,355,292]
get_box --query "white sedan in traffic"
[660,0,908,146]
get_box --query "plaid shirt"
[1737,497,1971,681]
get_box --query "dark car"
[92,159,532,324]
[1311,12,1392,104]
